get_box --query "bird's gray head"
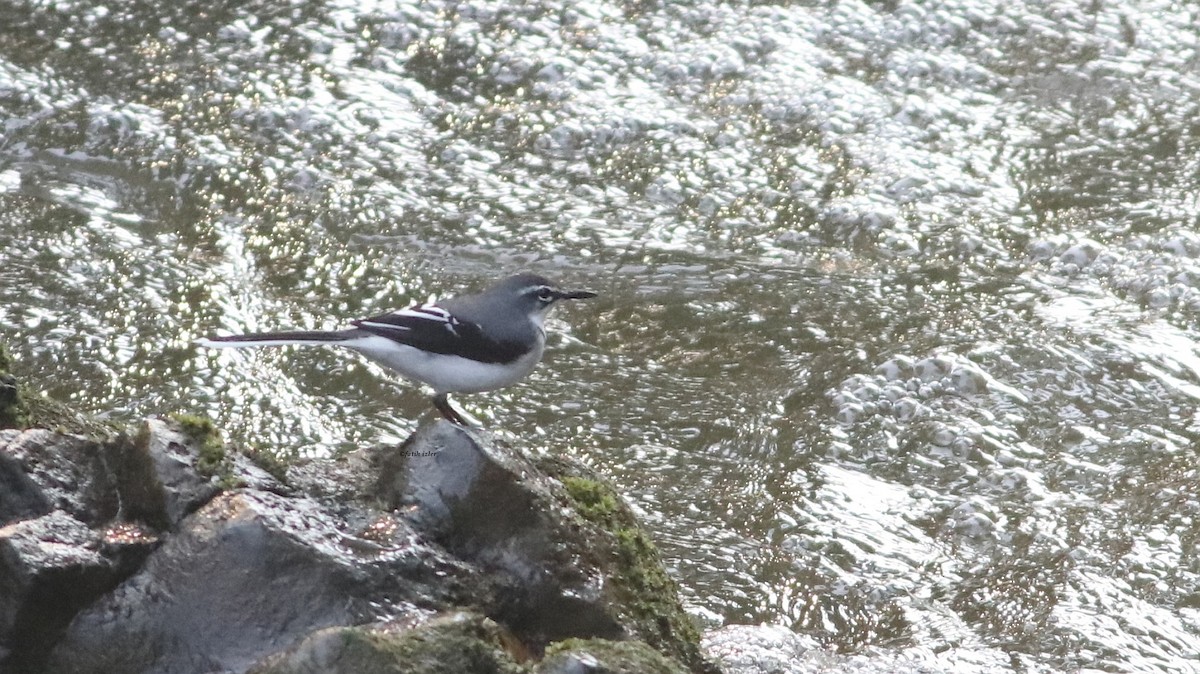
[489,272,598,320]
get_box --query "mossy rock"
[167,413,292,487]
[249,612,527,674]
[169,413,236,488]
[25,394,125,440]
[535,457,718,674]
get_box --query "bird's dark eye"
[536,287,555,302]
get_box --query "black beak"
[558,289,598,300]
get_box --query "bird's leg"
[432,393,470,426]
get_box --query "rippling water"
[3,0,1200,670]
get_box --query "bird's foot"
[432,393,471,427]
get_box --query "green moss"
[170,413,235,487]
[543,638,688,674]
[169,414,292,487]
[560,477,689,634]
[0,343,29,430]
[340,620,525,674]
[557,475,712,674]
[172,412,220,445]
[243,443,291,484]
[561,476,621,522]
[25,394,124,439]
[251,613,527,674]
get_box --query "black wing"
[351,304,527,364]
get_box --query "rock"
[126,417,223,527]
[376,421,717,674]
[0,416,271,534]
[541,462,718,674]
[160,414,286,495]
[0,345,715,674]
[0,430,52,524]
[379,419,604,638]
[0,428,172,670]
[2,414,410,674]
[0,430,118,527]
[0,373,26,430]
[0,510,155,670]
[0,417,717,674]
[376,422,624,643]
[246,612,527,674]
[44,489,486,674]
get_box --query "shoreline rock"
[376,423,716,672]
[0,355,720,673]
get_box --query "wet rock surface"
[377,422,716,672]
[379,422,624,643]
[0,427,160,669]
[1,413,719,674]
[44,488,479,674]
[0,430,119,527]
[0,509,153,671]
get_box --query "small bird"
[198,273,597,425]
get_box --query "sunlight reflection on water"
[3,0,1200,669]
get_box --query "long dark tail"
[197,329,359,349]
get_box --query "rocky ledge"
[0,346,721,674]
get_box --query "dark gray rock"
[0,509,155,670]
[0,510,104,666]
[376,421,716,674]
[377,422,627,643]
[0,430,52,524]
[134,415,291,526]
[0,417,290,670]
[115,417,252,528]
[0,429,118,526]
[44,488,486,674]
[0,428,159,670]
[3,414,712,674]
[0,418,263,533]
